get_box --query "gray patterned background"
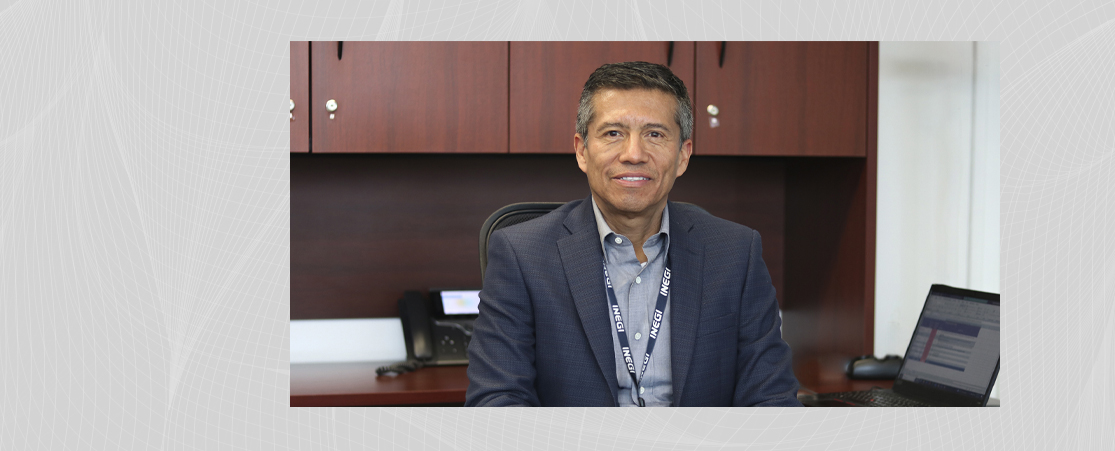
[1,0,1111,449]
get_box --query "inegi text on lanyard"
[603,256,671,407]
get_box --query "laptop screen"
[896,289,1000,399]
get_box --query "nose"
[618,136,649,164]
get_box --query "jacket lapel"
[668,203,703,404]
[557,198,620,404]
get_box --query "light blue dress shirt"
[591,197,673,407]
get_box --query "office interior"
[289,42,1000,406]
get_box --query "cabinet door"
[311,42,508,153]
[290,41,310,153]
[510,42,695,154]
[695,42,867,156]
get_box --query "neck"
[595,196,665,262]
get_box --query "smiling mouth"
[612,174,653,187]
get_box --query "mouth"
[612,173,652,188]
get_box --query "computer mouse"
[846,355,902,379]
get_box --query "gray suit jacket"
[465,197,801,406]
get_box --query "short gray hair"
[576,61,694,146]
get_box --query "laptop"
[798,284,1000,407]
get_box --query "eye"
[605,130,621,138]
[648,131,663,138]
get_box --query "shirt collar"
[590,196,670,249]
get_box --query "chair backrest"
[479,202,564,279]
[478,201,710,280]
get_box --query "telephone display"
[438,290,481,316]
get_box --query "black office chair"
[478,201,710,280]
[479,202,565,279]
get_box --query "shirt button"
[635,276,642,284]
[640,387,646,394]
[634,332,642,340]
[614,237,622,244]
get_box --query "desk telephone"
[377,289,479,376]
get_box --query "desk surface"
[793,357,896,395]
[291,362,468,407]
[290,359,893,407]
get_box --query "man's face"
[575,88,693,219]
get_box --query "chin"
[595,187,662,214]
[611,197,658,214]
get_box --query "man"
[465,61,801,407]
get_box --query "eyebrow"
[596,122,671,132]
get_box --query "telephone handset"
[398,291,435,361]
[377,289,478,376]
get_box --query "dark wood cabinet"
[290,42,310,153]
[297,42,867,156]
[694,42,868,156]
[310,42,508,153]
[509,42,695,154]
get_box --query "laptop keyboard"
[819,390,931,407]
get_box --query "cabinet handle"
[719,41,726,68]
[667,41,674,66]
[337,41,343,60]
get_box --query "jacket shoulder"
[671,202,756,241]
[490,199,582,244]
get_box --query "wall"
[875,41,1001,397]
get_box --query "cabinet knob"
[290,99,295,120]
[325,99,338,119]
[706,104,719,116]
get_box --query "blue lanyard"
[602,256,671,407]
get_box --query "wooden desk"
[290,362,468,407]
[794,355,895,395]
[290,357,889,406]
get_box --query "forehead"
[589,88,677,129]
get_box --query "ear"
[675,139,693,177]
[574,133,589,174]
